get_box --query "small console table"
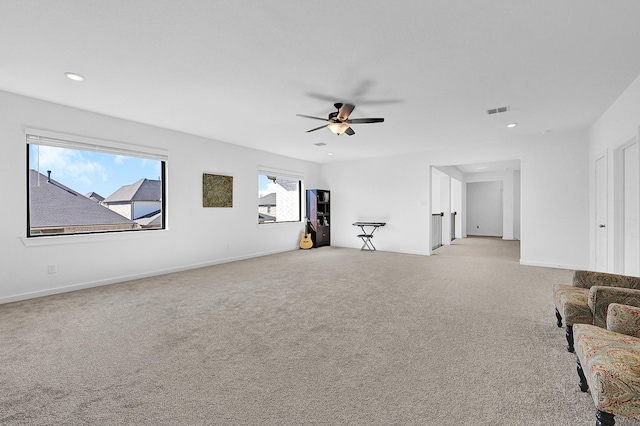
[352,222,386,251]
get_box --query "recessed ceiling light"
[506,123,517,128]
[64,72,85,82]
[327,152,333,156]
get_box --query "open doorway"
[431,160,521,254]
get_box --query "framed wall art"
[202,173,233,208]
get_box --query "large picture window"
[27,131,166,237]
[258,171,302,224]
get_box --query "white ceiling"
[2,1,640,165]
[455,160,521,174]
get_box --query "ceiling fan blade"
[296,114,329,122]
[357,99,403,105]
[347,118,385,124]
[306,124,329,133]
[345,127,355,136]
[337,103,355,121]
[307,92,341,103]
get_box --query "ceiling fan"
[296,103,384,136]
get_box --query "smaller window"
[258,172,302,224]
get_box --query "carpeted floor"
[2,237,639,425]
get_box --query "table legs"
[357,234,376,251]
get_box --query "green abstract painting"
[202,173,233,208]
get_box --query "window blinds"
[25,129,168,161]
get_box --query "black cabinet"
[306,189,330,247]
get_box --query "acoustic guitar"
[299,220,313,249]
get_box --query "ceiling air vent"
[314,142,327,146]
[487,105,510,115]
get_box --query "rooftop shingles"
[104,178,161,203]
[29,170,137,227]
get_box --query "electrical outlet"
[47,264,56,274]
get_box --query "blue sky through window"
[29,145,162,198]
[258,174,278,197]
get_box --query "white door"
[595,155,608,272]
[623,142,639,276]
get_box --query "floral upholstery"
[555,271,640,327]
[555,271,640,354]
[589,286,640,328]
[607,303,640,338]
[554,283,592,326]
[573,270,640,290]
[574,304,640,421]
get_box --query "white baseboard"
[3,249,583,305]
[519,259,587,271]
[332,243,430,256]
[396,249,431,256]
[0,247,294,305]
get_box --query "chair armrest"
[607,303,640,338]
[589,286,640,328]
[575,270,640,289]
[572,270,593,288]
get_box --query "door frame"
[613,136,639,274]
[594,151,608,272]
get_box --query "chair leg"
[595,410,615,426]
[555,308,563,327]
[566,324,574,353]
[577,357,589,392]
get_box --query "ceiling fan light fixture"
[327,122,350,135]
[64,72,85,82]
[298,102,383,135]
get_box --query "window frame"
[25,128,168,240]
[257,167,304,225]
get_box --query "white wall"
[439,173,451,244]
[514,170,521,240]
[431,168,452,245]
[465,169,519,240]
[518,132,589,268]
[0,91,322,303]
[466,181,503,237]
[322,155,431,255]
[589,74,640,273]
[0,87,595,304]
[322,131,590,269]
[451,178,462,239]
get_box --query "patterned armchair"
[553,270,640,352]
[574,304,640,426]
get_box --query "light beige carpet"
[2,237,639,425]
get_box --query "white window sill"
[258,221,302,229]
[21,229,168,247]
